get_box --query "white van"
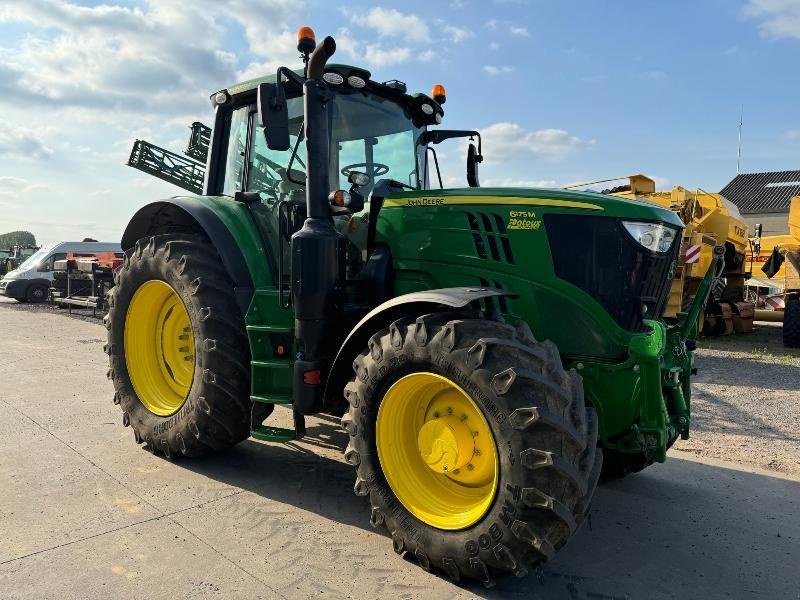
[0,241,122,303]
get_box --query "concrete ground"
[1,298,798,599]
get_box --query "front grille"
[465,212,514,264]
[544,214,679,332]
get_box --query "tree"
[0,231,37,248]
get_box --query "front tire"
[26,283,48,303]
[105,234,251,457]
[342,314,600,586]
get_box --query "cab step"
[250,411,306,443]
[246,324,293,333]
[251,425,297,442]
[251,393,292,405]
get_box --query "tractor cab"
[204,42,481,314]
[210,69,435,270]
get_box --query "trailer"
[51,252,123,315]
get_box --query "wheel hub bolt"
[460,414,468,421]
[467,464,474,471]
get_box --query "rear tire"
[106,234,251,457]
[26,283,48,303]
[342,314,600,586]
[784,298,800,348]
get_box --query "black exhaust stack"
[291,36,346,415]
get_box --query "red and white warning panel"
[685,244,702,264]
[764,295,785,311]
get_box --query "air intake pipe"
[291,35,346,415]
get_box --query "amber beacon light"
[297,26,316,54]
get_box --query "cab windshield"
[331,92,424,192]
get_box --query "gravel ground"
[0,296,104,324]
[675,322,800,476]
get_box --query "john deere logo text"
[406,197,445,206]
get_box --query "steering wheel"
[341,162,390,179]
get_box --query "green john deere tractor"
[108,28,716,586]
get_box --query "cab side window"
[246,98,305,205]
[222,106,251,196]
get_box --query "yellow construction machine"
[750,196,800,346]
[565,174,752,334]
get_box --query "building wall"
[742,212,789,236]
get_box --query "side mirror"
[467,142,482,188]
[257,83,290,151]
[37,261,50,273]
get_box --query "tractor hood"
[382,186,686,227]
[376,184,685,359]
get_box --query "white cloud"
[485,19,498,30]
[786,129,800,141]
[351,7,430,43]
[489,42,500,51]
[0,0,299,121]
[0,176,49,199]
[744,0,800,39]
[442,24,473,43]
[483,178,558,187]
[237,30,305,81]
[0,120,53,160]
[364,45,412,67]
[0,176,29,187]
[480,122,594,162]
[418,49,437,62]
[509,25,530,36]
[483,65,514,75]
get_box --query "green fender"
[121,195,274,314]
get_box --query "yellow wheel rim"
[124,280,195,416]
[376,372,499,530]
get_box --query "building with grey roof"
[720,170,800,235]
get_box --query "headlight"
[622,221,677,253]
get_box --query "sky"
[0,0,798,244]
